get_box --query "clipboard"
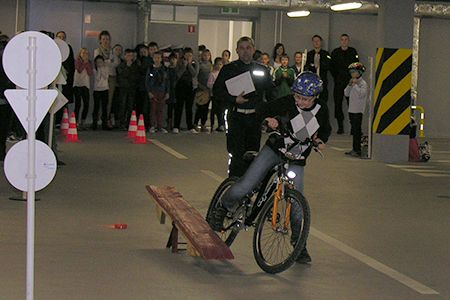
[225,71,255,96]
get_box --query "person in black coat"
[306,35,331,105]
[331,34,359,134]
[213,37,274,177]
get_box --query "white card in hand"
[225,71,256,96]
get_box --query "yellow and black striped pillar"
[373,48,412,135]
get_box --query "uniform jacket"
[213,60,274,112]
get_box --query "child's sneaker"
[189,128,199,134]
[172,128,179,134]
[159,128,168,134]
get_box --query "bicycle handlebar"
[262,119,324,159]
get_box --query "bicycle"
[206,126,322,274]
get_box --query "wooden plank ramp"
[146,185,234,260]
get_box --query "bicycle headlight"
[287,171,296,179]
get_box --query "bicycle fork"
[271,181,292,232]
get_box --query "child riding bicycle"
[209,71,331,264]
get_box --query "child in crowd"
[73,47,93,129]
[344,62,368,157]
[92,55,109,130]
[113,44,123,62]
[136,44,152,130]
[173,47,199,134]
[116,49,139,130]
[273,54,295,99]
[146,51,169,133]
[222,49,231,65]
[148,41,159,65]
[194,49,212,132]
[291,51,303,77]
[272,43,286,69]
[208,57,224,132]
[166,53,178,131]
[261,52,275,77]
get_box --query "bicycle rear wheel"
[206,176,240,246]
[253,188,310,274]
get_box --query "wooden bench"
[146,185,234,260]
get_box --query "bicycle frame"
[243,156,295,227]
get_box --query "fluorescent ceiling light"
[287,10,311,17]
[330,2,363,11]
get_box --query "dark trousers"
[210,96,224,130]
[194,100,210,126]
[167,102,175,125]
[150,92,166,129]
[93,90,109,127]
[227,111,262,177]
[135,90,150,130]
[118,87,136,128]
[0,104,12,160]
[174,83,194,130]
[319,84,329,103]
[333,81,348,122]
[349,112,363,153]
[74,86,90,122]
[111,86,120,121]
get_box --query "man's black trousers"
[226,111,261,178]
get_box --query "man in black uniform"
[331,34,359,134]
[213,36,274,177]
[306,35,331,105]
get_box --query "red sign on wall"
[187,25,196,33]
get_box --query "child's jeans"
[349,112,363,153]
[150,92,166,129]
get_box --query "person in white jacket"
[344,62,368,157]
[92,55,110,130]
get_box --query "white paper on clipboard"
[225,71,255,96]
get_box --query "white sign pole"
[26,36,37,300]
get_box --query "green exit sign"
[221,7,239,14]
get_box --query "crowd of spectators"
[0,29,363,162]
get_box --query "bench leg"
[166,223,179,253]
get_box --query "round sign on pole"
[4,140,57,192]
[54,38,70,62]
[2,31,61,89]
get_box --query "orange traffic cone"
[127,110,137,138]
[61,108,69,136]
[133,114,147,144]
[65,112,80,143]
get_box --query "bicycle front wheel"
[206,176,240,246]
[253,188,310,274]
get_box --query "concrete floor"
[0,130,449,300]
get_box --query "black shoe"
[296,248,312,264]
[345,150,360,157]
[209,206,228,232]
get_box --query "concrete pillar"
[372,0,414,163]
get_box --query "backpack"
[419,141,431,162]
[409,139,431,162]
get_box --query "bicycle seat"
[243,151,258,162]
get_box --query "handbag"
[194,89,210,105]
